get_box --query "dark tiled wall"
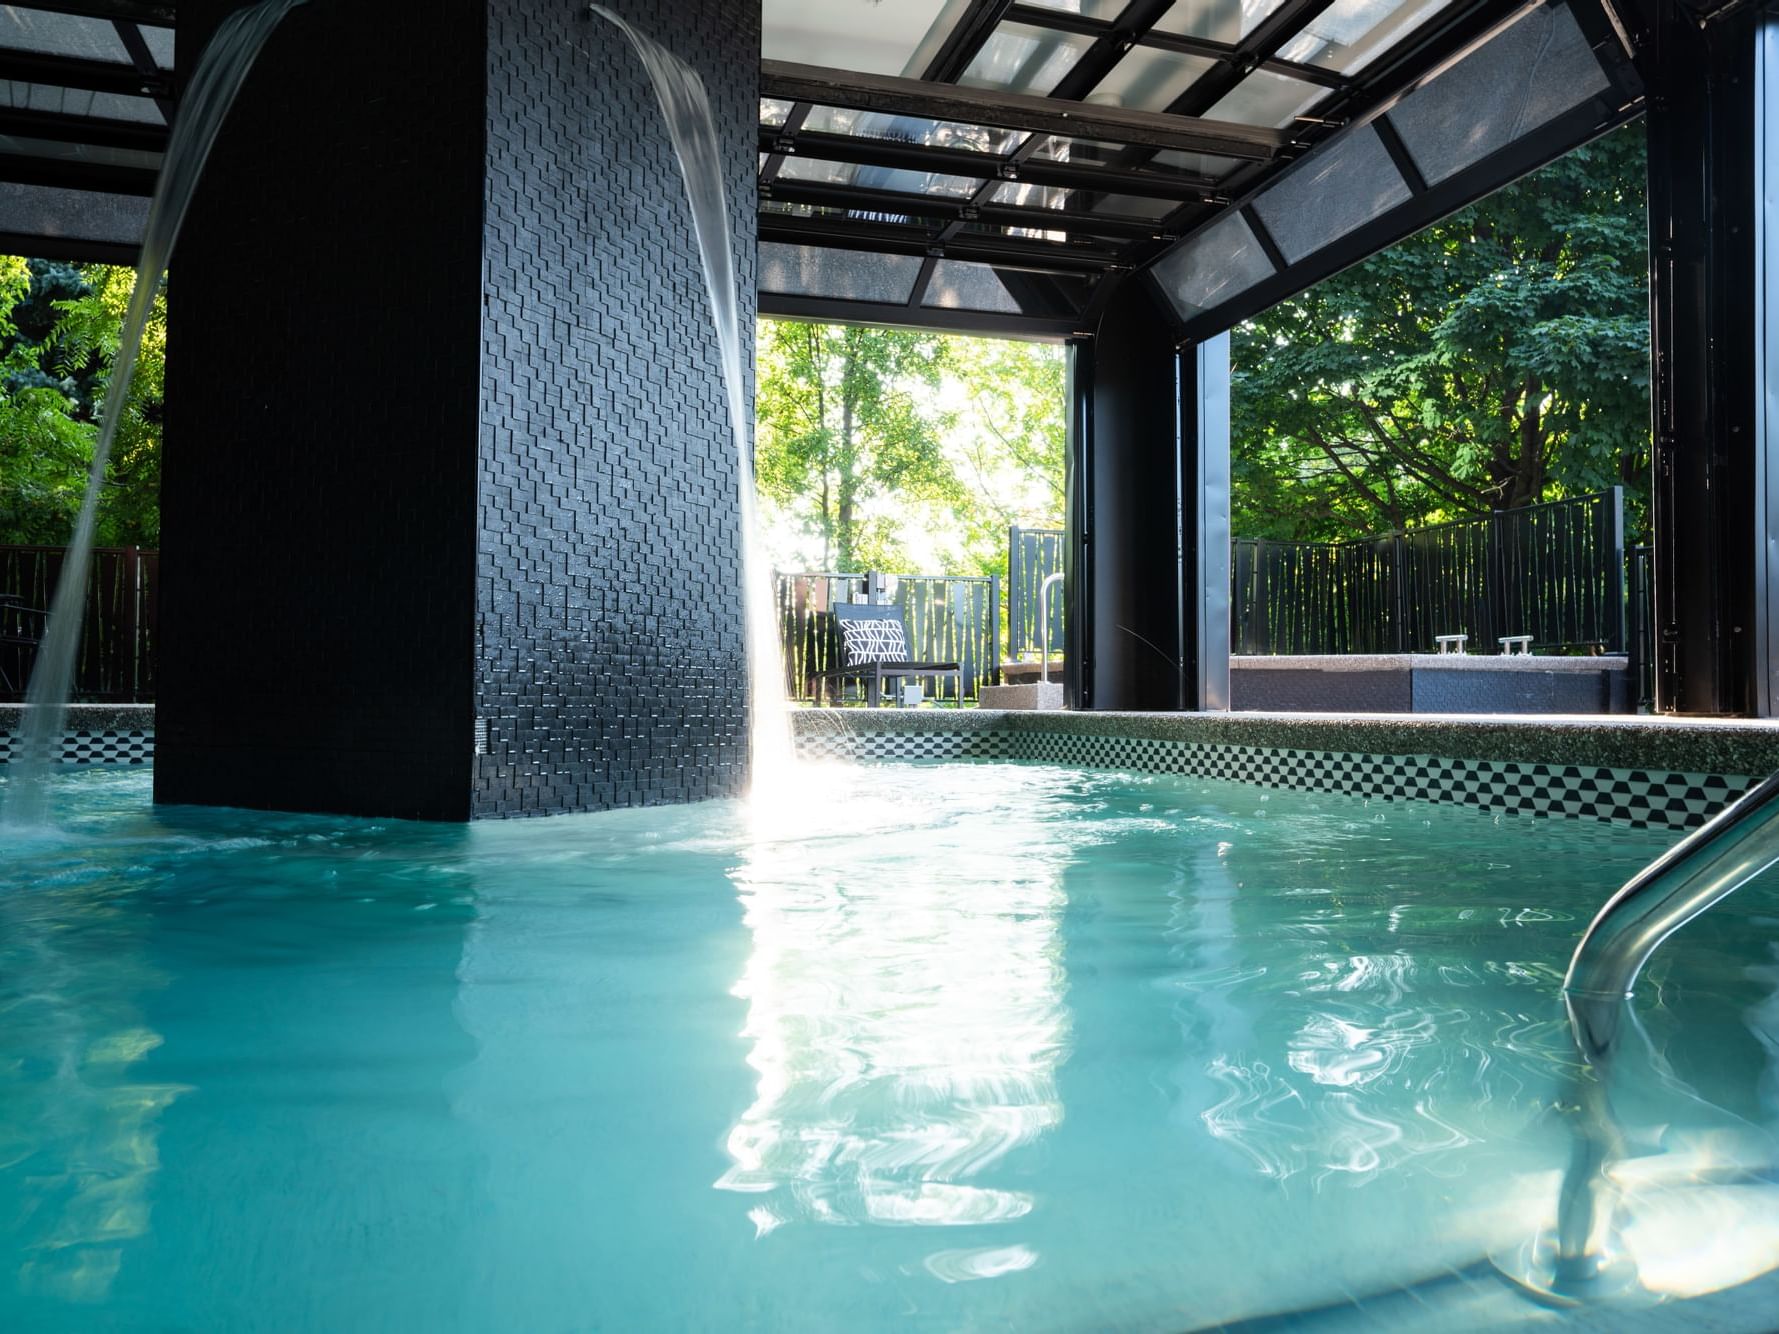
[157,0,485,820]
[159,0,757,821]
[474,0,756,816]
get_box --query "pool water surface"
[2,762,1776,1331]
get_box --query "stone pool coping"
[1232,653,1629,673]
[792,707,1779,778]
[0,704,155,731]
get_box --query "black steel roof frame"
[756,0,1645,337]
[1132,0,1646,339]
[757,291,1081,341]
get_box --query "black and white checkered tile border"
[796,729,1020,764]
[798,729,1756,832]
[0,729,155,766]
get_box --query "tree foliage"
[0,257,165,547]
[1233,122,1651,542]
[755,319,1064,574]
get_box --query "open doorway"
[754,318,1066,708]
[1227,120,1651,714]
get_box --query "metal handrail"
[1548,770,1779,1291]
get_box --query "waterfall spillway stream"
[586,4,795,789]
[4,0,308,829]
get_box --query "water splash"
[585,5,795,794]
[4,0,308,830]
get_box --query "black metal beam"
[0,149,157,195]
[0,105,167,151]
[760,59,1287,159]
[3,0,173,26]
[760,290,1080,341]
[0,48,166,98]
[760,127,1222,199]
[0,227,139,265]
[113,19,176,121]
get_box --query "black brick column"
[157,0,757,820]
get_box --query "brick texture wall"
[474,0,756,816]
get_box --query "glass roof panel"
[761,0,965,78]
[1389,3,1609,186]
[760,242,926,304]
[761,98,794,128]
[923,259,1021,314]
[1029,134,1241,181]
[801,105,1026,156]
[1150,208,1275,319]
[778,156,983,198]
[0,81,162,124]
[0,6,127,62]
[959,22,1093,96]
[1250,124,1410,263]
[139,23,174,71]
[991,180,1180,221]
[1089,44,1216,113]
[0,131,161,171]
[1152,0,1290,45]
[1022,0,1134,18]
[0,182,147,245]
[1202,68,1324,128]
[1275,0,1453,75]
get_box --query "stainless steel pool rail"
[1551,769,1779,1288]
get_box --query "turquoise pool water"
[2,762,1776,1331]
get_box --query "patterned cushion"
[839,616,909,664]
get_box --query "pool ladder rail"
[1548,769,1779,1297]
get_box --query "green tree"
[941,332,1066,575]
[755,320,960,571]
[0,256,165,547]
[1233,122,1651,542]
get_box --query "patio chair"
[815,603,961,707]
[0,593,46,697]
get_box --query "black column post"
[1646,0,1773,714]
[1066,277,1229,711]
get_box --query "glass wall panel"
[1388,3,1609,186]
[923,259,1022,313]
[760,243,925,304]
[960,22,1094,96]
[1090,45,1217,112]
[1203,68,1324,127]
[1150,209,1275,319]
[1250,125,1410,263]
[761,98,794,128]
[762,0,962,77]
[1152,0,1289,45]
[1275,0,1452,75]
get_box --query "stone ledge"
[0,703,156,732]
